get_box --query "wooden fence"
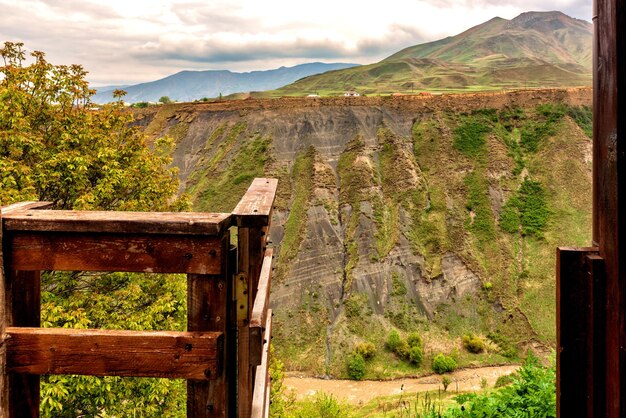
[0,177,277,417]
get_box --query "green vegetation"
[281,354,556,417]
[567,105,593,138]
[347,353,367,380]
[355,341,377,359]
[275,148,315,281]
[462,334,486,354]
[445,354,555,417]
[500,179,550,237]
[1,42,188,416]
[189,128,269,212]
[453,120,490,158]
[464,170,496,243]
[432,354,458,374]
[520,103,567,152]
[287,393,353,418]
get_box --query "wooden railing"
[0,178,277,418]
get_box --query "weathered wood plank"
[8,232,222,274]
[187,232,231,418]
[592,0,626,415]
[587,254,607,418]
[251,310,272,418]
[3,210,231,235]
[8,271,41,417]
[250,248,273,366]
[5,327,222,380]
[0,207,7,416]
[557,247,598,418]
[232,178,278,227]
[0,202,53,214]
[237,228,252,418]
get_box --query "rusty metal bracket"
[236,272,249,325]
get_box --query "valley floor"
[284,364,519,404]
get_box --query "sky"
[1,0,591,87]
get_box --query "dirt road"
[284,365,520,404]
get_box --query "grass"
[274,148,315,282]
[189,129,269,212]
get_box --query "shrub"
[347,353,366,380]
[432,353,457,374]
[494,374,514,388]
[355,342,376,360]
[409,345,424,366]
[407,332,423,349]
[446,353,556,417]
[292,393,352,418]
[463,334,485,354]
[385,329,403,352]
[395,341,411,360]
[442,376,452,392]
[453,120,490,158]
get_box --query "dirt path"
[284,365,520,404]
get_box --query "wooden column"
[232,178,277,418]
[188,232,232,418]
[592,0,626,415]
[1,203,52,417]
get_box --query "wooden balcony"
[0,178,277,418]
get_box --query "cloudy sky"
[1,0,591,87]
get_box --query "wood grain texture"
[232,178,278,227]
[250,248,273,366]
[3,210,231,235]
[0,208,8,416]
[591,0,626,415]
[251,310,272,418]
[8,232,222,274]
[187,231,231,418]
[0,202,53,214]
[556,247,598,418]
[237,228,252,418]
[5,327,222,380]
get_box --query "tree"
[1,41,189,416]
[159,95,172,104]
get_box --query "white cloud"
[0,0,592,85]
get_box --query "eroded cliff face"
[137,88,592,376]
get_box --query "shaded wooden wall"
[558,0,625,416]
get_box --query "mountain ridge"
[92,62,359,103]
[270,11,591,96]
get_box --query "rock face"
[139,88,593,375]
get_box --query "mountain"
[133,88,593,377]
[92,62,359,103]
[270,11,591,96]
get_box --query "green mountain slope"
[267,11,591,96]
[138,88,592,378]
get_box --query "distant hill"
[270,11,591,96]
[92,62,359,103]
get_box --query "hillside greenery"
[1,42,189,416]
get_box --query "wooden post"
[592,0,625,415]
[1,202,52,417]
[188,232,231,418]
[233,179,277,418]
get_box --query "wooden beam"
[8,232,223,274]
[232,178,278,227]
[237,228,252,418]
[3,210,231,235]
[592,0,626,415]
[251,310,272,418]
[556,247,598,418]
[250,248,273,366]
[187,232,231,418]
[0,202,53,214]
[5,327,222,380]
